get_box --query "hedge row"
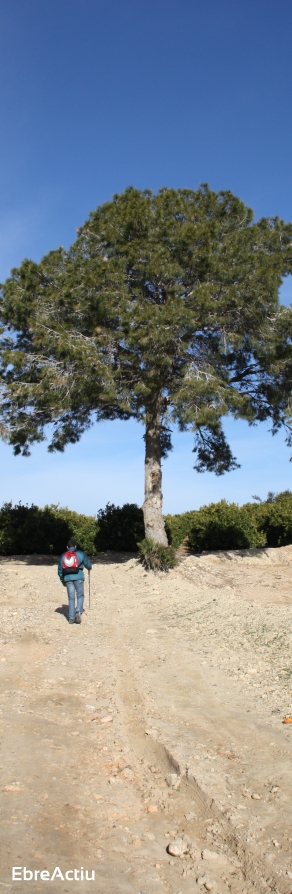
[165,501,265,551]
[0,501,143,556]
[165,492,292,551]
[0,492,291,556]
[0,503,97,556]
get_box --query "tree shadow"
[0,554,59,565]
[91,551,138,565]
[1,552,137,567]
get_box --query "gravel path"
[0,547,291,894]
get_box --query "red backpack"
[62,550,80,573]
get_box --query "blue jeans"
[66,580,84,620]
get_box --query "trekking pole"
[88,570,91,609]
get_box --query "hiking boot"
[75,612,81,624]
[69,619,75,624]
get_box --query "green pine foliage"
[1,185,292,548]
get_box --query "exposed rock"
[167,837,188,857]
[166,772,180,788]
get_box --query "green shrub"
[171,493,292,554]
[164,511,196,549]
[49,505,97,554]
[255,491,292,547]
[138,537,177,572]
[1,490,291,558]
[0,502,97,556]
[95,502,144,552]
[164,503,264,552]
[187,500,266,552]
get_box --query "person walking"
[58,539,92,624]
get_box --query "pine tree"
[1,185,292,544]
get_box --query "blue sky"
[0,0,291,515]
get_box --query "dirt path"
[0,547,292,894]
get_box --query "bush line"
[0,492,291,556]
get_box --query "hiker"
[58,539,92,624]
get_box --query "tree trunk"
[142,399,168,546]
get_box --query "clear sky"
[0,0,291,516]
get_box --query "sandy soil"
[0,546,292,894]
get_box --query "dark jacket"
[58,547,92,583]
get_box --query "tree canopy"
[1,185,292,544]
